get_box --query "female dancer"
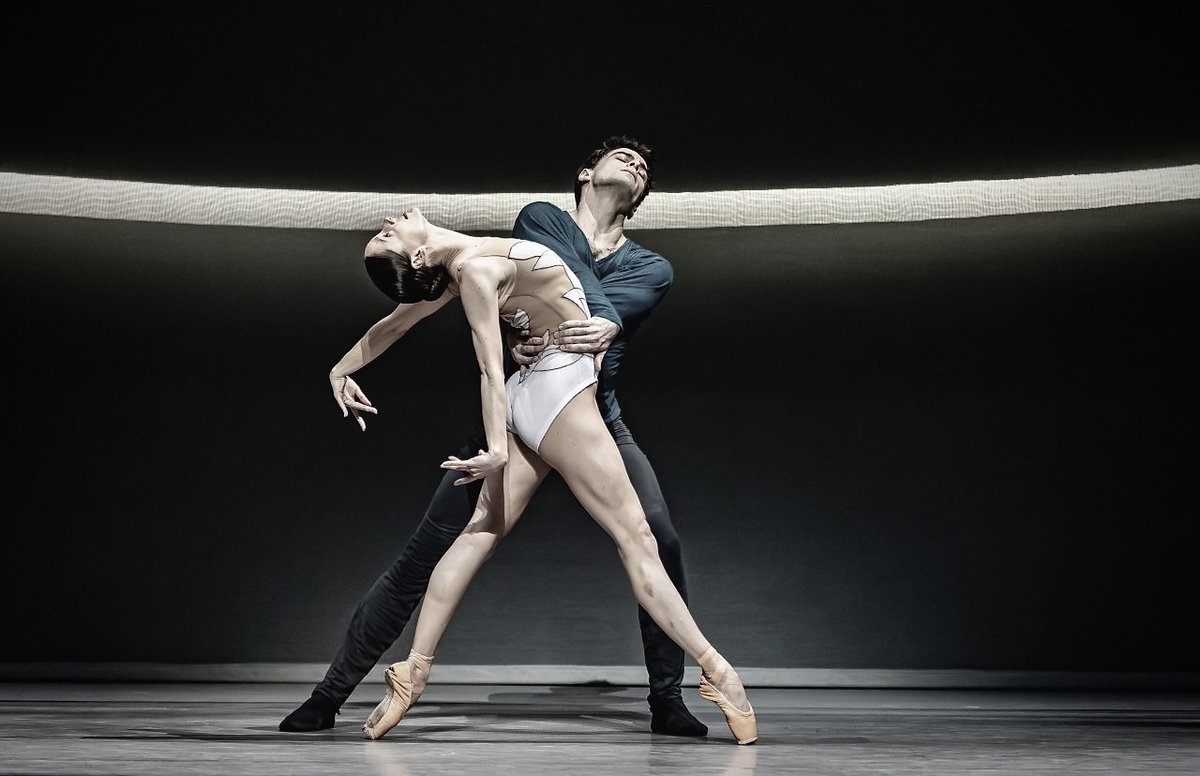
[330,207,756,745]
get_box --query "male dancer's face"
[585,148,650,203]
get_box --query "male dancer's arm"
[593,250,672,329]
[512,202,622,329]
[511,203,672,388]
[512,202,671,334]
[571,248,672,420]
[514,201,671,417]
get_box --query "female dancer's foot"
[697,648,757,745]
[361,650,434,740]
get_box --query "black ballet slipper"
[648,693,709,737]
[278,693,339,732]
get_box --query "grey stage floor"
[2,683,1198,775]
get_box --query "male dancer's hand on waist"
[508,328,547,374]
[553,317,618,372]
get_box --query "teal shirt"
[512,202,673,424]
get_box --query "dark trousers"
[312,419,689,707]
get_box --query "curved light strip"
[1,166,1197,231]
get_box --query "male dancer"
[280,135,706,737]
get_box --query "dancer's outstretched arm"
[329,297,453,430]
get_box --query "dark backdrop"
[2,5,1196,675]
[3,201,1196,671]
[2,6,1196,192]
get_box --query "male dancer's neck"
[571,195,629,259]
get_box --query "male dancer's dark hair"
[573,134,656,209]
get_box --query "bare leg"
[362,432,550,740]
[536,388,755,743]
[411,434,550,656]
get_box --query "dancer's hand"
[508,328,547,374]
[441,449,506,486]
[553,316,618,371]
[330,374,377,431]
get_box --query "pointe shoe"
[698,667,758,745]
[361,650,434,740]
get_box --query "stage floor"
[2,683,1198,774]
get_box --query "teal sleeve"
[511,202,623,330]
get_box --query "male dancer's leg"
[279,437,484,731]
[608,417,707,737]
[313,470,484,706]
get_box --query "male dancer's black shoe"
[279,693,339,732]
[648,692,708,736]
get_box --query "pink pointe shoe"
[697,653,757,745]
[361,650,434,740]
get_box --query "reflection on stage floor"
[2,682,1198,774]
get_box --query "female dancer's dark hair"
[364,249,450,303]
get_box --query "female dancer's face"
[365,208,428,260]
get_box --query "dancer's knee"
[619,517,661,563]
[425,531,500,606]
[458,527,505,561]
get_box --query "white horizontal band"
[2,166,1198,231]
